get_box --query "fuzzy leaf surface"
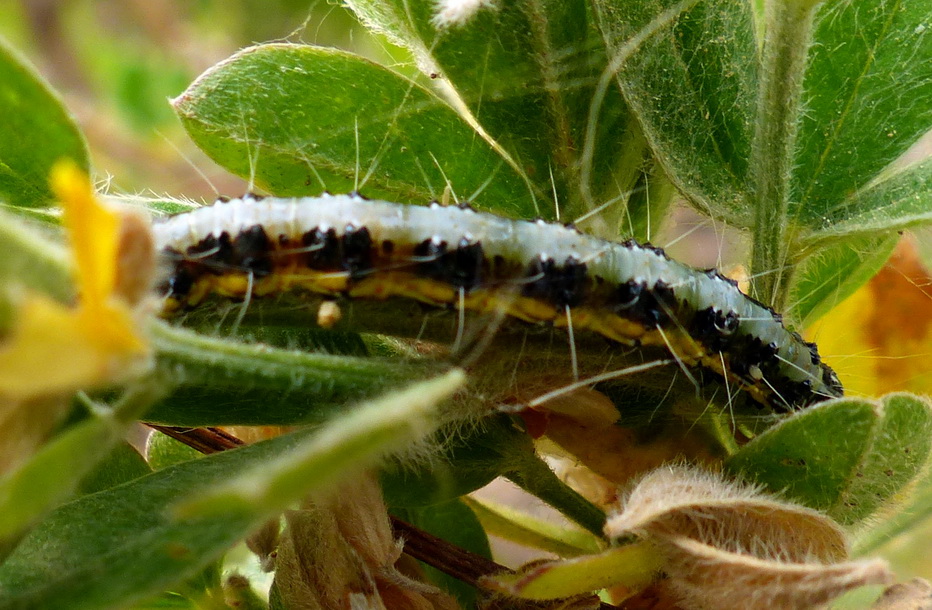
[348,0,641,226]
[793,0,932,224]
[0,370,459,610]
[0,431,309,610]
[790,233,899,326]
[726,394,932,525]
[804,159,932,246]
[173,371,464,518]
[593,0,756,226]
[147,322,440,426]
[173,43,537,217]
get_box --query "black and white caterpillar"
[152,193,844,413]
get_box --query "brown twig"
[145,423,617,608]
[145,424,243,453]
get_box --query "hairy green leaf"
[0,387,157,544]
[804,158,932,246]
[464,496,602,557]
[380,414,528,508]
[790,233,898,326]
[147,321,441,426]
[173,371,464,519]
[348,0,643,228]
[793,0,932,224]
[727,394,932,525]
[0,209,71,313]
[0,431,307,609]
[594,0,756,226]
[854,418,932,554]
[77,442,151,496]
[173,44,538,217]
[145,432,203,471]
[0,37,89,208]
[0,369,459,610]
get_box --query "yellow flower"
[0,162,150,399]
[807,238,932,398]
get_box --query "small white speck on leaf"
[432,0,497,29]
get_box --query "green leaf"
[789,159,931,325]
[793,0,932,224]
[6,368,453,608]
[803,158,932,247]
[0,36,89,208]
[109,194,200,219]
[854,428,932,555]
[395,499,490,608]
[484,542,661,600]
[505,448,606,538]
[0,430,311,609]
[789,233,898,326]
[593,0,756,227]
[77,442,151,496]
[173,371,464,519]
[0,417,118,545]
[347,0,643,227]
[0,387,158,544]
[173,43,538,217]
[0,209,72,314]
[147,321,441,426]
[380,414,527,508]
[145,432,203,471]
[726,394,932,525]
[381,413,606,537]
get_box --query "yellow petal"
[0,163,148,399]
[808,239,932,397]
[51,160,119,312]
[0,295,127,398]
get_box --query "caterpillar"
[152,193,844,413]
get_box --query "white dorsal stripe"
[152,194,839,404]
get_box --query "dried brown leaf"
[272,474,460,610]
[872,578,932,610]
[539,415,718,489]
[659,535,893,610]
[274,507,379,610]
[605,465,848,562]
[604,466,894,609]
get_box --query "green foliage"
[147,321,444,426]
[0,38,88,209]
[173,45,540,218]
[727,394,932,526]
[0,389,157,544]
[0,0,931,607]
[0,433,307,609]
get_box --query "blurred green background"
[0,0,404,200]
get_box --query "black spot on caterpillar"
[153,194,844,412]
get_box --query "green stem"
[0,209,72,316]
[505,452,606,538]
[749,0,822,309]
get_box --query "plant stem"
[749,0,822,309]
[505,452,607,538]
